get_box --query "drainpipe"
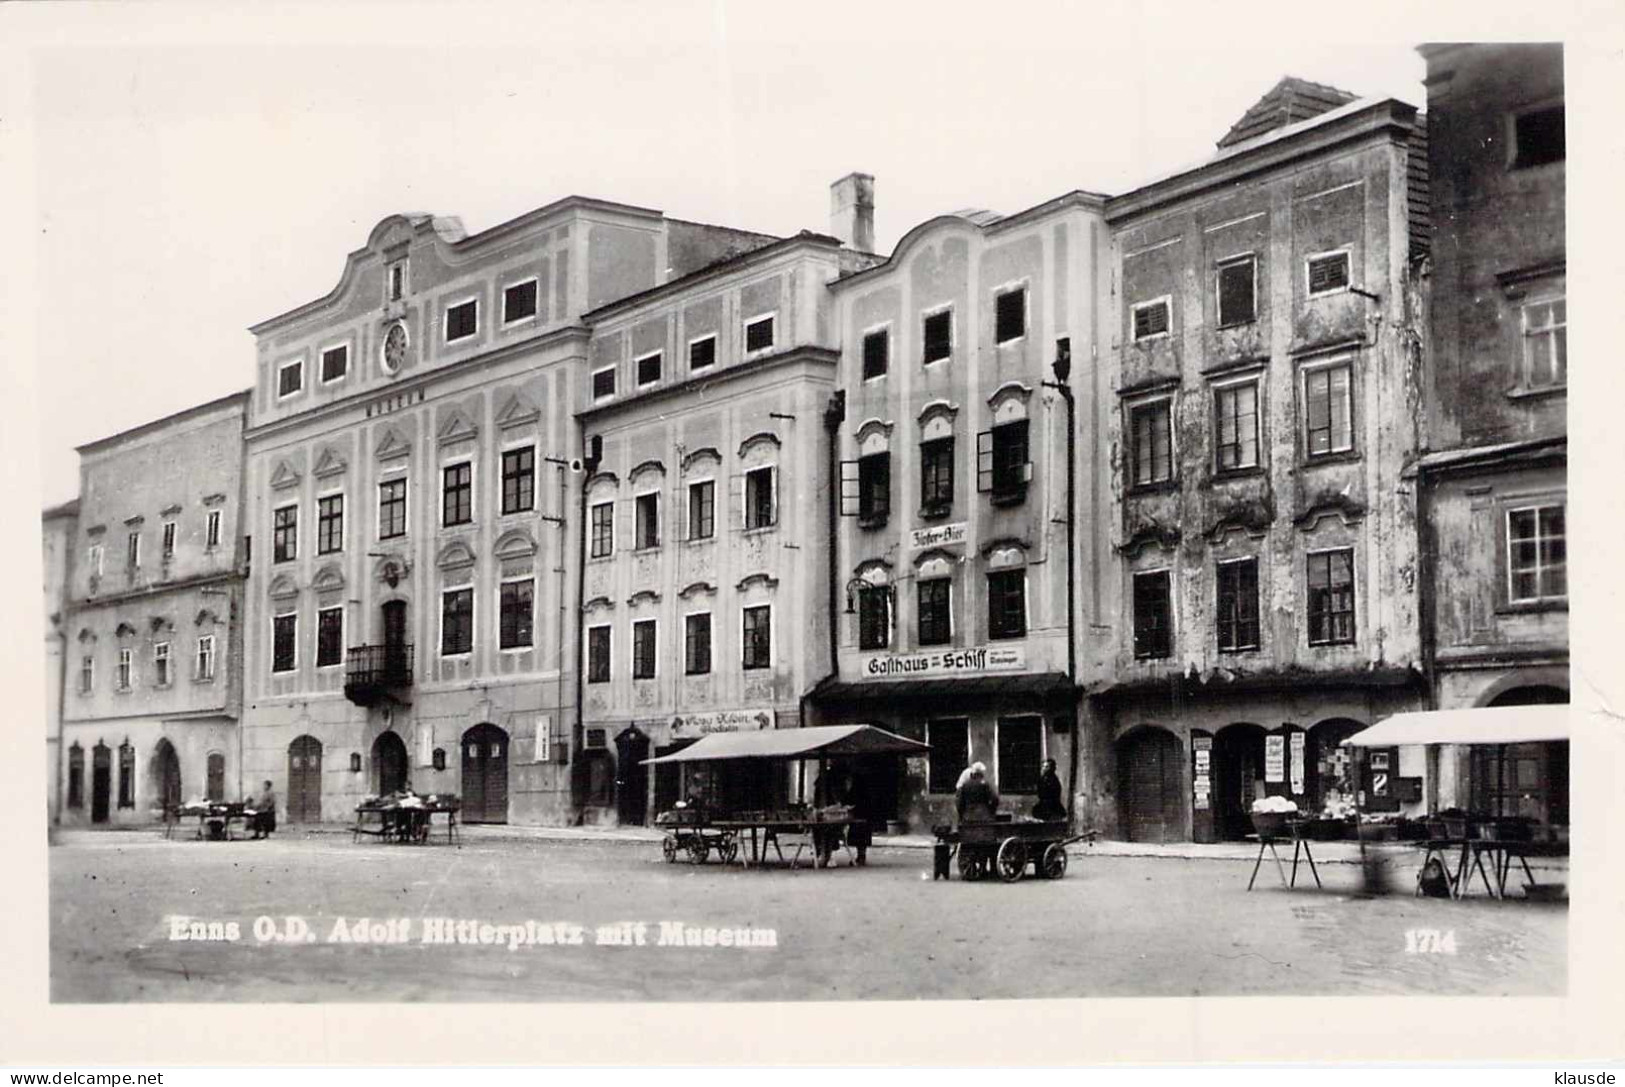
[542,457,571,819]
[570,436,601,824]
[822,390,846,684]
[1042,339,1078,826]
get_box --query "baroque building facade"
[43,498,79,823]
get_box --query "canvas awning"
[1342,705,1570,748]
[641,724,929,765]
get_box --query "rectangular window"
[116,648,133,690]
[987,569,1027,640]
[499,579,534,649]
[154,641,171,686]
[127,531,141,568]
[1512,103,1564,168]
[1522,298,1567,389]
[1307,251,1350,296]
[1133,570,1173,659]
[320,344,349,383]
[162,521,177,558]
[196,634,216,680]
[317,494,344,555]
[927,719,968,794]
[587,625,611,683]
[997,716,1043,794]
[745,314,775,353]
[1508,505,1566,602]
[922,309,952,363]
[88,543,104,577]
[1307,549,1356,646]
[272,615,296,673]
[995,287,1027,344]
[918,579,951,646]
[635,493,660,549]
[1214,382,1260,472]
[441,588,473,656]
[1304,364,1354,457]
[503,279,538,324]
[920,437,955,510]
[445,298,478,342]
[685,612,712,675]
[1216,558,1261,652]
[1130,399,1174,487]
[590,501,614,558]
[378,478,407,539]
[1217,256,1257,327]
[978,420,1031,499]
[278,360,304,398]
[744,467,775,530]
[858,452,890,524]
[389,262,406,302]
[273,505,297,562]
[741,605,771,669]
[442,463,472,526]
[316,606,344,666]
[592,367,616,400]
[689,335,716,371]
[632,619,657,679]
[862,329,889,379]
[501,447,535,514]
[857,585,891,651]
[79,655,94,693]
[1132,298,1170,340]
[206,510,222,549]
[688,481,715,541]
[635,351,662,386]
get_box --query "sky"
[2,0,1597,507]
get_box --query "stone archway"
[371,731,409,796]
[460,723,509,824]
[1115,726,1183,843]
[151,739,182,815]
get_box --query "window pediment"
[436,539,477,570]
[677,580,716,599]
[583,595,615,614]
[437,408,479,447]
[149,616,173,633]
[77,628,98,643]
[629,459,666,485]
[311,563,346,594]
[919,401,959,442]
[914,549,958,580]
[194,608,220,628]
[268,574,300,600]
[988,382,1033,424]
[375,426,411,462]
[494,527,539,560]
[495,392,540,430]
[736,572,779,593]
[123,514,145,527]
[1294,494,1367,531]
[268,461,302,492]
[159,504,183,518]
[854,419,894,456]
[681,447,721,473]
[586,471,619,499]
[1117,522,1181,557]
[114,621,138,639]
[313,447,349,479]
[628,590,661,608]
[738,431,781,459]
[854,559,893,585]
[983,538,1030,567]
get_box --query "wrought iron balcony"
[344,644,413,706]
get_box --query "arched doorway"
[372,731,409,796]
[1116,726,1183,843]
[460,723,509,824]
[151,739,182,815]
[91,742,111,823]
[1476,685,1569,825]
[614,726,650,826]
[1306,718,1365,813]
[1213,723,1266,840]
[288,735,323,822]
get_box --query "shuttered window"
[1132,299,1170,340]
[1307,252,1350,295]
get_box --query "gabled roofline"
[75,389,251,456]
[1106,97,1420,224]
[831,189,1107,290]
[249,194,666,336]
[582,230,842,324]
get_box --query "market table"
[1417,838,1568,899]
[352,799,460,846]
[711,817,863,869]
[171,802,248,841]
[1245,823,1322,891]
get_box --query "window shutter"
[876,453,891,518]
[976,429,994,492]
[768,467,778,526]
[839,460,860,516]
[728,473,745,531]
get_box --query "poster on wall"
[1192,737,1212,811]
[1289,731,1306,794]
[1265,734,1285,783]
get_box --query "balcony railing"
[344,644,413,706]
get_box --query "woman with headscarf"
[1032,758,1066,822]
[955,762,999,824]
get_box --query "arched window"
[67,743,84,809]
[117,740,136,809]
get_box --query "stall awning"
[1342,705,1570,748]
[641,724,929,765]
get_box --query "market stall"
[353,791,461,846]
[171,800,248,841]
[642,724,929,869]
[1342,705,1570,899]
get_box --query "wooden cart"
[933,819,1084,882]
[654,809,739,865]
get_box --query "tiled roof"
[1216,76,1359,149]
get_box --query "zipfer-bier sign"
[862,645,1025,678]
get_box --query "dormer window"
[388,261,407,302]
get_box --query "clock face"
[381,321,408,374]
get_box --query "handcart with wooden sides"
[932,819,1095,882]
[654,807,739,865]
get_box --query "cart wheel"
[661,835,678,863]
[1041,842,1068,880]
[995,838,1028,882]
[686,837,709,864]
[957,847,983,882]
[719,838,739,864]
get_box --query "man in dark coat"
[249,780,277,839]
[1032,758,1066,822]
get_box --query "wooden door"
[373,731,408,795]
[287,736,323,822]
[614,727,649,826]
[381,600,408,680]
[461,724,509,823]
[206,751,225,802]
[156,742,183,813]
[1119,728,1182,843]
[91,743,111,823]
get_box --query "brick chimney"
[829,172,875,253]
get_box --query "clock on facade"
[381,321,409,375]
